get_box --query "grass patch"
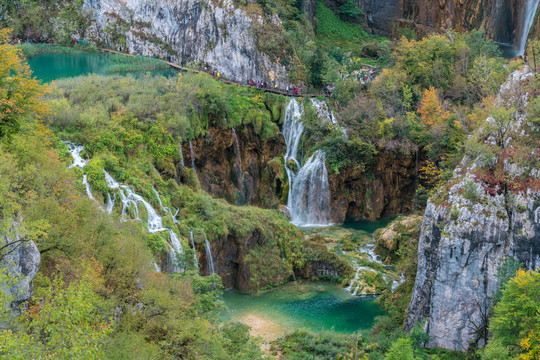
[105,54,170,73]
[17,43,97,57]
[316,0,367,52]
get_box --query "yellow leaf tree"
[418,87,448,128]
[0,28,48,138]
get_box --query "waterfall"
[106,192,115,214]
[231,127,242,164]
[346,265,361,292]
[190,229,199,269]
[152,185,180,223]
[311,98,338,125]
[282,99,332,227]
[66,144,185,272]
[179,146,185,167]
[518,0,540,56]
[205,238,216,275]
[189,140,196,170]
[66,142,87,169]
[289,151,332,226]
[82,174,94,200]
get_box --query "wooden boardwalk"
[98,47,325,98]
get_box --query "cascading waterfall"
[152,185,180,223]
[311,98,338,125]
[190,229,199,269]
[66,142,87,169]
[189,140,196,170]
[82,174,95,200]
[518,0,540,56]
[346,265,361,292]
[205,238,216,275]
[106,193,115,214]
[282,99,332,227]
[109,173,184,270]
[67,143,184,272]
[288,151,332,226]
[179,146,185,167]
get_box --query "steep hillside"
[405,67,540,350]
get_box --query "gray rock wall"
[357,0,402,36]
[83,0,294,88]
[404,69,540,351]
[1,227,40,313]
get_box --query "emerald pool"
[27,52,179,83]
[221,281,384,341]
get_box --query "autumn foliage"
[0,28,48,138]
[418,87,449,128]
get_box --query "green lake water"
[221,281,384,340]
[27,52,179,83]
[222,219,393,340]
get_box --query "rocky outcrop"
[329,151,416,223]
[294,235,352,279]
[358,0,402,36]
[1,227,40,313]
[184,123,286,206]
[375,215,423,263]
[358,0,535,48]
[404,68,540,351]
[196,229,293,292]
[83,0,297,87]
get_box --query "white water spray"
[82,174,94,200]
[282,99,332,227]
[190,229,199,269]
[205,238,216,275]
[518,0,540,56]
[189,140,196,170]
[66,142,87,169]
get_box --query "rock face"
[329,152,417,223]
[83,0,295,87]
[1,228,40,312]
[404,68,540,351]
[184,124,286,206]
[357,0,402,36]
[358,0,534,48]
[196,229,293,292]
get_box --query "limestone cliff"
[358,0,534,48]
[329,152,417,223]
[83,0,297,87]
[404,68,540,351]
[196,229,293,292]
[1,225,40,313]
[184,124,286,206]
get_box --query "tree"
[0,265,111,359]
[0,28,48,138]
[384,338,417,360]
[418,87,448,128]
[490,269,540,356]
